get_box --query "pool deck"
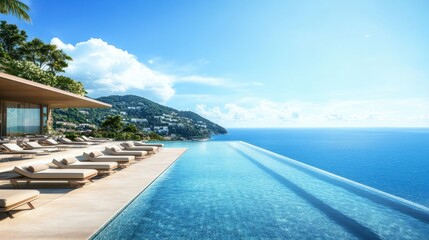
[0,146,187,239]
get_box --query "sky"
[3,0,429,127]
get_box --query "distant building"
[154,126,169,133]
[130,118,148,123]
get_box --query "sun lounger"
[75,137,100,144]
[23,142,60,152]
[42,139,86,149]
[1,143,47,158]
[105,145,148,158]
[12,164,98,187]
[133,141,164,148]
[53,156,118,174]
[81,136,109,142]
[121,141,158,153]
[83,151,134,168]
[59,137,95,145]
[88,136,113,141]
[0,190,39,218]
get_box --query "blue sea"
[212,128,429,207]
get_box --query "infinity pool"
[92,141,429,239]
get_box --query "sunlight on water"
[93,141,429,239]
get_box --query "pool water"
[92,141,429,239]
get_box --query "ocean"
[212,128,429,207]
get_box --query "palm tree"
[0,0,31,23]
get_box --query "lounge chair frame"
[0,194,38,218]
[9,173,97,188]
[52,159,116,175]
[82,152,134,168]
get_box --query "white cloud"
[51,37,238,101]
[196,98,429,127]
[196,100,300,127]
[51,38,75,51]
[51,37,175,102]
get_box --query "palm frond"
[0,0,31,23]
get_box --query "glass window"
[6,101,41,136]
[42,105,48,134]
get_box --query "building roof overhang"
[0,72,111,108]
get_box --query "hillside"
[53,95,227,140]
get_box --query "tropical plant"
[0,21,27,60]
[148,131,164,141]
[0,0,31,23]
[0,59,57,85]
[19,38,72,73]
[0,21,85,96]
[101,115,124,132]
[123,124,139,133]
[54,75,86,95]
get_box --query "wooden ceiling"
[0,72,111,108]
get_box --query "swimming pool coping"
[89,148,188,238]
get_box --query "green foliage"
[101,115,124,132]
[65,132,79,140]
[100,132,142,141]
[0,0,31,23]
[92,128,142,141]
[53,95,228,140]
[0,21,85,96]
[19,38,72,73]
[0,21,27,59]
[123,124,139,133]
[0,60,57,85]
[148,132,163,141]
[0,60,86,96]
[55,75,86,96]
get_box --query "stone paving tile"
[0,147,187,240]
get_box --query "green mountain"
[53,95,227,140]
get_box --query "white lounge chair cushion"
[53,159,117,170]
[27,164,49,173]
[2,143,23,151]
[121,142,157,151]
[25,142,41,148]
[134,141,164,147]
[90,151,103,158]
[66,161,117,170]
[110,146,122,152]
[90,155,133,162]
[45,139,59,145]
[62,157,78,165]
[61,138,72,143]
[105,147,146,157]
[135,146,157,151]
[0,190,39,208]
[14,167,97,179]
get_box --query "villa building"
[0,72,110,136]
